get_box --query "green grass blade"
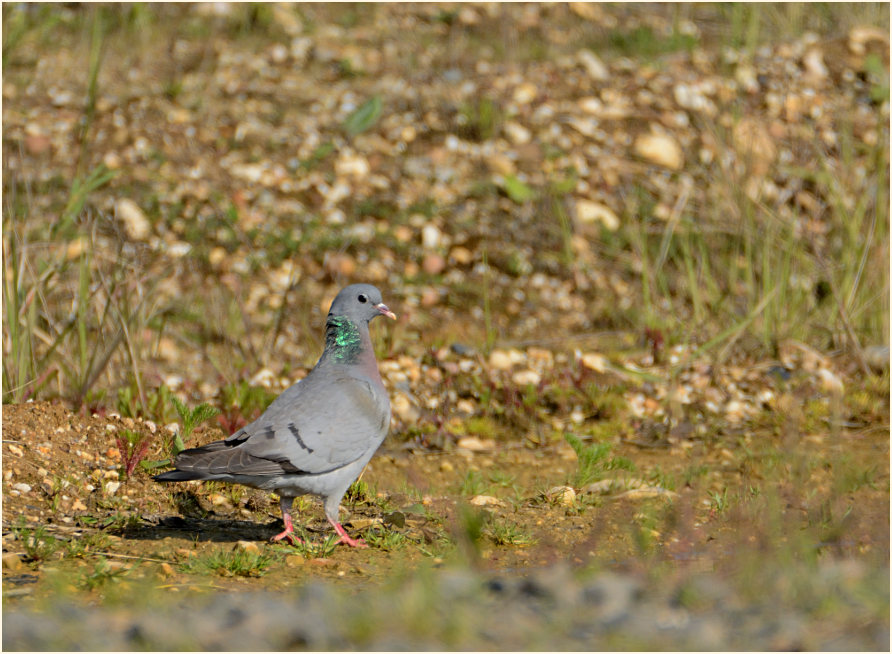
[343,95,382,136]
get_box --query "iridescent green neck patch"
[325,315,362,363]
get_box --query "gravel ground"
[4,563,888,651]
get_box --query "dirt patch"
[3,399,888,592]
[2,400,889,650]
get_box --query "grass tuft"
[181,547,275,577]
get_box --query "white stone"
[167,241,191,257]
[457,436,493,451]
[421,224,442,250]
[489,348,526,371]
[512,82,537,105]
[817,368,844,394]
[392,392,419,422]
[469,495,504,507]
[503,121,531,145]
[634,132,684,170]
[512,370,541,386]
[577,49,609,81]
[546,485,576,506]
[579,97,604,115]
[115,198,151,241]
[231,163,264,183]
[802,48,828,82]
[334,152,370,180]
[575,200,620,231]
[250,368,275,388]
[580,352,608,372]
[456,399,476,414]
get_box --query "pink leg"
[271,499,303,545]
[328,517,367,548]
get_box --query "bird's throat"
[325,316,363,363]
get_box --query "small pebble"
[511,370,541,386]
[634,132,684,170]
[469,495,504,507]
[546,486,577,506]
[2,553,26,572]
[115,198,151,241]
[234,540,260,554]
[422,253,445,275]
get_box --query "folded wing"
[195,372,389,477]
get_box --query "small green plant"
[500,175,535,204]
[218,380,277,433]
[707,488,729,515]
[78,511,140,532]
[172,396,221,446]
[564,433,612,487]
[488,520,535,546]
[458,470,490,496]
[481,250,496,353]
[648,465,677,491]
[834,456,878,494]
[2,230,38,404]
[683,464,709,486]
[143,396,220,470]
[456,504,488,559]
[457,97,502,141]
[55,165,119,239]
[144,383,176,424]
[345,478,371,503]
[364,526,408,551]
[606,25,698,58]
[116,385,140,418]
[553,198,575,267]
[864,54,890,103]
[12,519,59,563]
[343,95,382,136]
[300,141,335,171]
[64,531,113,559]
[488,470,516,488]
[606,454,637,473]
[182,548,275,577]
[631,505,663,557]
[80,556,129,590]
[278,531,340,559]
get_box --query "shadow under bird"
[155,283,396,548]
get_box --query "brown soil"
[3,398,888,597]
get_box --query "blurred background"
[3,2,888,407]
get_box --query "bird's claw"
[329,519,367,548]
[271,512,303,544]
[271,530,304,545]
[336,534,368,548]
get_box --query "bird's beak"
[375,302,397,320]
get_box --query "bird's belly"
[252,456,370,499]
[255,472,337,497]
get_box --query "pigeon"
[155,283,396,548]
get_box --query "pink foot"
[271,512,304,545]
[329,518,367,548]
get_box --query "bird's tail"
[153,470,211,482]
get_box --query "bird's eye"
[357,294,368,303]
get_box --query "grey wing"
[228,374,390,474]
